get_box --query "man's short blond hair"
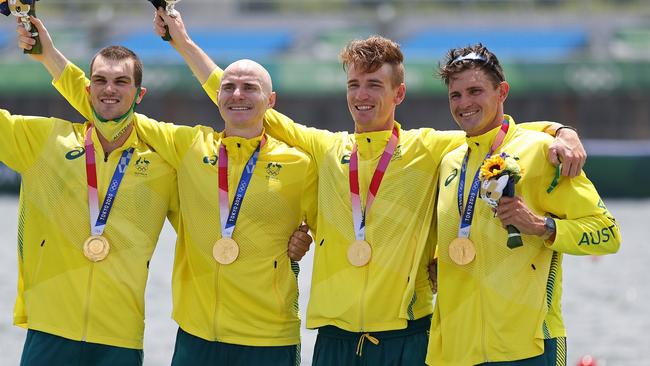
[340,35,405,88]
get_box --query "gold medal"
[449,237,476,265]
[213,238,239,265]
[347,240,372,267]
[83,235,110,262]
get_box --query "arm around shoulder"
[263,108,337,162]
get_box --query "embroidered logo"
[65,147,85,160]
[135,157,150,176]
[266,162,283,178]
[341,154,350,165]
[444,168,458,187]
[203,155,218,166]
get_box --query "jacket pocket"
[272,255,299,318]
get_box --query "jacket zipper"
[81,264,95,341]
[478,231,489,362]
[212,264,221,338]
[359,265,369,331]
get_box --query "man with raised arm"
[19,16,316,366]
[426,44,620,366]
[6,25,179,366]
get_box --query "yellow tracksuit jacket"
[202,69,562,334]
[0,109,178,349]
[427,117,620,365]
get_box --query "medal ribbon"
[349,125,399,241]
[457,120,509,238]
[84,127,135,236]
[218,136,266,239]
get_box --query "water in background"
[0,197,647,366]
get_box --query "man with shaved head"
[20,16,317,366]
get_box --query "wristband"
[556,125,578,135]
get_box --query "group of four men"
[2,6,619,366]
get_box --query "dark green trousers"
[312,316,431,366]
[171,327,299,366]
[477,338,567,366]
[20,329,143,366]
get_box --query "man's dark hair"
[90,46,144,87]
[438,43,505,87]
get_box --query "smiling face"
[447,68,509,136]
[346,63,405,133]
[217,60,275,136]
[88,55,143,121]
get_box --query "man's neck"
[355,119,394,134]
[97,124,134,157]
[223,124,263,139]
[466,114,505,137]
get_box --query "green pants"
[312,316,431,366]
[477,338,567,366]
[20,329,143,366]
[171,327,299,366]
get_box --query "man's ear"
[394,83,406,105]
[137,87,147,104]
[268,91,276,109]
[498,81,510,103]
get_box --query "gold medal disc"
[83,235,110,262]
[213,238,239,265]
[347,240,372,267]
[449,237,476,265]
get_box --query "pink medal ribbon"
[457,119,510,239]
[349,125,399,241]
[218,135,266,240]
[84,126,134,236]
[85,128,101,235]
[82,126,134,262]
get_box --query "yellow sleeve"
[0,109,55,173]
[540,174,621,256]
[519,121,559,135]
[52,62,93,121]
[263,108,338,163]
[166,172,181,233]
[420,129,466,163]
[530,139,620,256]
[300,157,319,234]
[421,122,555,164]
[427,208,438,263]
[133,115,200,168]
[201,67,224,106]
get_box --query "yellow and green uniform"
[53,63,318,347]
[202,69,560,336]
[427,116,620,366]
[0,109,179,350]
